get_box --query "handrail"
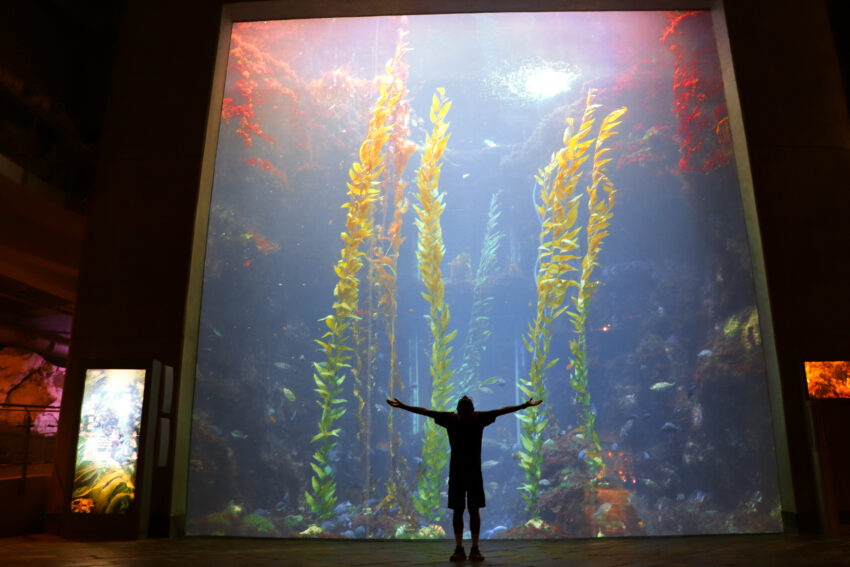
[0,403,60,491]
[0,402,61,410]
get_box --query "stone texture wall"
[0,346,63,436]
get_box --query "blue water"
[187,11,781,538]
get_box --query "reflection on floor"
[1,533,850,566]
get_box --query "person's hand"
[523,398,543,408]
[387,398,404,408]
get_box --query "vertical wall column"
[49,0,222,536]
[721,0,850,533]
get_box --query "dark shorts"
[447,470,486,511]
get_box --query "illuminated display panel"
[189,11,782,538]
[71,369,145,514]
[805,361,850,399]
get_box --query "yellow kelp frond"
[519,91,628,519]
[368,30,417,521]
[413,87,454,523]
[307,30,411,521]
[569,101,628,497]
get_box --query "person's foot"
[450,545,467,562]
[469,546,484,562]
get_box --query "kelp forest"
[188,12,783,540]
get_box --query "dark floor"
[1,533,849,567]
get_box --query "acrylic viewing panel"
[805,361,850,399]
[188,11,782,538]
[71,369,145,514]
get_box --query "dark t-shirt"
[433,410,498,479]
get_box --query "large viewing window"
[188,11,782,538]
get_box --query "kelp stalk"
[412,87,454,523]
[569,96,627,481]
[373,33,417,519]
[455,190,504,394]
[307,43,407,520]
[517,91,598,518]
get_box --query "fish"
[697,349,712,358]
[482,459,500,469]
[242,231,280,254]
[269,415,277,423]
[283,387,296,402]
[689,490,710,503]
[478,386,494,394]
[274,362,292,371]
[483,139,499,148]
[592,503,612,520]
[619,416,636,438]
[650,381,675,391]
[481,376,503,386]
[482,525,507,539]
[539,479,551,487]
[230,429,248,439]
[661,421,681,432]
[212,327,222,338]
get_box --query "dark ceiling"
[0,0,124,366]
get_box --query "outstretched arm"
[386,398,444,420]
[490,398,543,418]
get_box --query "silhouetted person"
[387,395,543,562]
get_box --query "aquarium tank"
[187,11,782,538]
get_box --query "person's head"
[456,395,474,416]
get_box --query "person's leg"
[468,507,484,561]
[449,503,466,561]
[469,507,480,548]
[452,508,464,548]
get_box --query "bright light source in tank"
[492,62,579,102]
[523,68,575,100]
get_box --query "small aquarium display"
[71,369,145,514]
[188,11,782,538]
[805,361,850,399]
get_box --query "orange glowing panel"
[805,361,850,399]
